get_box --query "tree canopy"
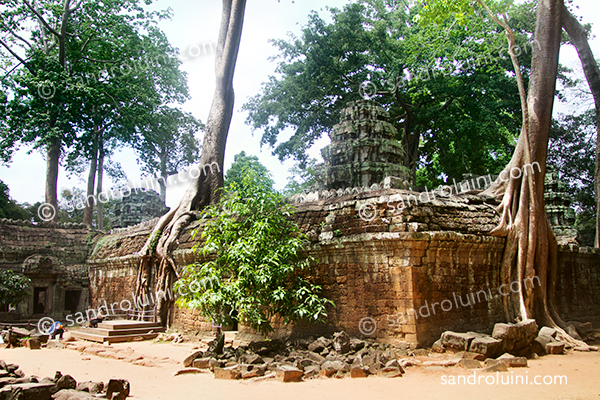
[243,0,541,187]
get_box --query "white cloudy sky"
[1,0,599,209]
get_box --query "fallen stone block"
[307,337,331,353]
[377,367,403,378]
[469,336,502,359]
[530,334,553,355]
[332,331,351,354]
[441,331,479,351]
[192,357,215,369]
[458,359,482,369]
[25,338,41,350]
[303,365,320,379]
[52,389,98,399]
[431,339,445,353]
[75,381,103,394]
[497,354,527,368]
[214,366,241,380]
[350,366,369,378]
[482,359,508,372]
[105,379,130,399]
[276,366,303,383]
[539,326,557,338]
[545,342,565,355]
[239,364,267,379]
[3,382,55,400]
[182,350,204,368]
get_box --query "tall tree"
[422,0,587,346]
[242,0,538,187]
[561,8,600,247]
[135,0,247,326]
[224,151,273,190]
[134,107,203,204]
[0,0,173,221]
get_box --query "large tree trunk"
[562,8,600,248]
[159,150,168,205]
[135,0,247,326]
[83,129,99,227]
[96,144,105,231]
[45,137,60,221]
[483,0,587,347]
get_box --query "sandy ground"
[1,338,599,400]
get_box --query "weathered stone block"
[469,336,502,359]
[276,366,303,383]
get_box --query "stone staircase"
[70,320,164,344]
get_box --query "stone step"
[97,320,160,330]
[76,326,164,336]
[70,330,162,344]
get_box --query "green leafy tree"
[0,180,33,220]
[283,158,320,196]
[548,110,596,214]
[175,168,333,336]
[243,0,539,186]
[134,107,203,204]
[0,270,31,318]
[0,0,178,221]
[224,151,273,191]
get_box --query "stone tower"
[112,190,169,228]
[544,171,578,244]
[317,100,410,190]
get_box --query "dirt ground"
[1,336,599,400]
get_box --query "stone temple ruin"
[0,100,599,348]
[316,101,410,190]
[112,190,169,229]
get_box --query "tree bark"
[83,129,99,227]
[135,0,247,327]
[45,137,60,221]
[96,143,105,231]
[483,0,587,348]
[562,8,600,248]
[159,149,168,205]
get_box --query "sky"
[1,0,600,209]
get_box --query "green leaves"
[0,270,31,308]
[175,167,333,336]
[243,0,531,186]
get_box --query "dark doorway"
[33,287,47,314]
[64,290,81,314]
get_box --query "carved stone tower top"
[317,100,410,190]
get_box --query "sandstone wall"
[0,219,93,319]
[8,188,595,347]
[556,245,600,326]
[0,219,91,269]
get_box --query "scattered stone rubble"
[433,319,599,372]
[180,321,599,382]
[0,359,129,400]
[180,331,406,382]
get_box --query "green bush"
[175,168,333,336]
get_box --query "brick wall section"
[82,188,600,346]
[0,219,91,269]
[556,245,600,326]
